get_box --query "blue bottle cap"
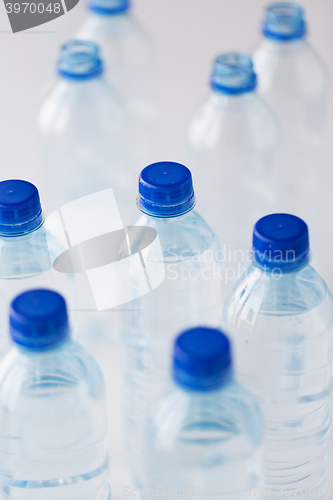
[10,290,69,351]
[137,162,196,218]
[173,327,232,391]
[58,40,103,81]
[262,3,307,41]
[210,53,257,95]
[89,0,130,15]
[0,180,43,237]
[253,213,310,270]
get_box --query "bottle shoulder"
[253,38,329,95]
[129,210,220,262]
[38,78,123,134]
[147,379,263,451]
[0,338,104,410]
[188,91,279,152]
[0,224,66,277]
[224,263,333,326]
[78,12,153,52]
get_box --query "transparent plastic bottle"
[120,161,224,487]
[0,289,110,500]
[77,0,158,174]
[145,327,263,499]
[253,3,330,275]
[38,40,133,221]
[0,179,73,356]
[188,53,279,286]
[224,214,333,499]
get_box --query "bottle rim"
[88,0,130,15]
[58,40,104,81]
[262,2,307,41]
[210,52,257,95]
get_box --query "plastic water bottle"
[77,0,158,174]
[145,327,263,498]
[188,52,279,287]
[223,213,333,498]
[38,40,133,221]
[252,3,330,276]
[120,161,224,487]
[0,289,110,500]
[0,179,73,356]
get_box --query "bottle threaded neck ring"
[210,52,257,95]
[89,0,130,15]
[262,2,307,41]
[58,40,103,81]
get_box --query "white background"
[0,0,332,186]
[0,0,332,498]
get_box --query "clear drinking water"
[187,52,279,287]
[120,161,224,487]
[224,213,333,499]
[38,40,133,221]
[145,327,263,499]
[252,3,330,277]
[77,0,158,175]
[0,289,110,500]
[0,179,73,356]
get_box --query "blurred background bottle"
[0,289,110,500]
[146,327,263,498]
[0,179,74,356]
[77,0,158,175]
[253,2,330,279]
[224,214,333,498]
[188,52,279,289]
[38,40,134,223]
[120,161,223,487]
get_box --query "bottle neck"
[248,260,328,317]
[0,211,44,239]
[253,258,310,277]
[174,373,234,401]
[140,207,195,224]
[174,369,233,395]
[59,73,104,86]
[0,218,45,243]
[88,0,130,17]
[0,219,45,243]
[88,9,132,36]
[211,88,257,102]
[13,334,71,356]
[90,7,129,19]
[0,222,53,278]
[260,35,307,55]
[135,207,195,263]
